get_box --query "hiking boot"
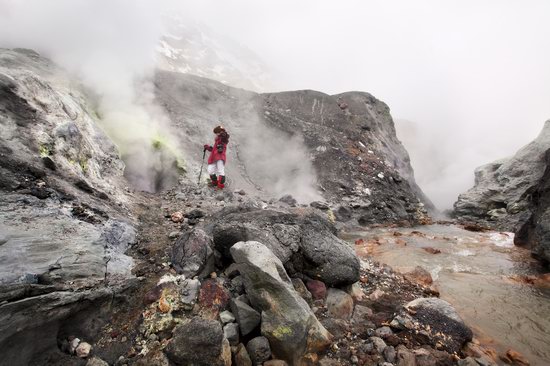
[217,175,225,189]
[209,174,218,187]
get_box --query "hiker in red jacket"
[203,125,230,189]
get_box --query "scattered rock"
[165,317,230,366]
[375,326,393,339]
[383,345,396,363]
[246,336,272,365]
[171,229,215,278]
[310,201,330,210]
[326,288,354,320]
[223,323,240,346]
[168,231,180,239]
[306,279,327,300]
[69,337,81,354]
[279,194,297,206]
[219,310,235,324]
[346,282,365,301]
[230,241,332,364]
[75,342,92,358]
[396,345,416,366]
[198,278,231,314]
[85,357,109,366]
[171,211,184,223]
[230,298,261,336]
[502,349,530,366]
[234,343,252,366]
[370,336,387,353]
[404,266,433,286]
[292,278,313,305]
[421,247,441,254]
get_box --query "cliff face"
[154,72,432,226]
[515,149,550,266]
[454,120,550,231]
[0,48,139,364]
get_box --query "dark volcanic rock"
[515,148,550,266]
[403,298,472,354]
[455,120,550,231]
[210,206,360,286]
[171,228,215,278]
[164,317,230,366]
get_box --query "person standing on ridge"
[204,125,230,189]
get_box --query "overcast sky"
[1,0,549,209]
[171,0,550,209]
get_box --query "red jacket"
[205,135,228,164]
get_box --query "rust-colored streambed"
[347,224,550,366]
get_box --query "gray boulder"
[230,298,261,336]
[211,207,360,286]
[164,317,231,366]
[171,229,215,279]
[230,241,332,364]
[455,120,550,231]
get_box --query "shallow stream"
[348,224,550,366]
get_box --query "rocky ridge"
[454,120,550,231]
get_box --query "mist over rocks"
[454,120,550,232]
[154,70,432,226]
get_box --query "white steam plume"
[0,0,184,192]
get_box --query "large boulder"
[230,241,332,364]
[454,120,550,231]
[171,229,215,278]
[515,148,550,266]
[164,317,231,366]
[211,206,360,286]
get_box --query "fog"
[1,0,549,207]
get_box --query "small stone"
[86,357,109,366]
[76,342,92,358]
[326,288,354,320]
[230,298,261,336]
[234,343,252,366]
[375,326,393,338]
[404,266,433,286]
[219,310,235,324]
[350,355,359,364]
[310,201,330,210]
[246,336,271,365]
[369,336,387,353]
[69,338,81,354]
[292,278,313,304]
[306,279,327,300]
[346,282,365,301]
[171,211,184,223]
[168,231,180,239]
[369,288,385,301]
[383,345,396,363]
[279,194,297,206]
[223,323,240,346]
[396,345,416,366]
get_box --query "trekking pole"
[198,148,207,185]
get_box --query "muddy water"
[347,224,550,366]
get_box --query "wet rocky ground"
[26,181,515,366]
